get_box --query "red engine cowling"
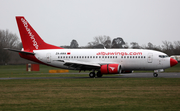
[101,64,121,74]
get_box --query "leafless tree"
[87,35,111,48]
[0,29,20,64]
[130,42,140,49]
[111,37,125,48]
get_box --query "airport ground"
[0,64,180,111]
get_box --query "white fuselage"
[34,49,170,71]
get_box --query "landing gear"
[89,72,95,78]
[97,71,102,77]
[89,71,103,78]
[153,73,158,77]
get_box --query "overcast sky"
[1,0,180,47]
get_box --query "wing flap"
[56,60,100,70]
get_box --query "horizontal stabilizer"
[4,48,35,55]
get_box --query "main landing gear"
[153,73,158,77]
[89,71,102,78]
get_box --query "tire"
[97,71,102,77]
[153,73,158,77]
[89,72,95,78]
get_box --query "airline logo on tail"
[21,18,39,49]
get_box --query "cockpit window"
[159,55,169,58]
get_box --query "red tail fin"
[16,16,63,51]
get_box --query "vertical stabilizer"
[16,16,63,51]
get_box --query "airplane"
[5,16,178,78]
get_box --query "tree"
[130,42,140,49]
[70,39,79,48]
[111,37,125,48]
[173,41,180,55]
[87,35,111,48]
[147,42,154,49]
[0,29,20,64]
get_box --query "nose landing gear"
[153,73,158,77]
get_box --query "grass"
[0,78,180,111]
[0,64,180,110]
[0,64,82,78]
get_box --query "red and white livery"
[6,16,178,78]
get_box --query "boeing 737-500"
[5,16,178,78]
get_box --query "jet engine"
[101,64,121,74]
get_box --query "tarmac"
[0,72,180,80]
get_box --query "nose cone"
[170,58,178,67]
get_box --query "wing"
[56,60,100,70]
[4,48,35,55]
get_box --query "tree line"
[0,29,180,65]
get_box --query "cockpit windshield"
[159,55,169,58]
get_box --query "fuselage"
[33,49,171,71]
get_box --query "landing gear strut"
[89,72,95,78]
[153,73,158,77]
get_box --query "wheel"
[89,72,95,78]
[97,71,102,77]
[153,73,158,77]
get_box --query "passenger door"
[147,53,153,63]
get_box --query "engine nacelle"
[101,64,121,74]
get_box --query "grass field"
[0,78,180,111]
[0,64,180,111]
